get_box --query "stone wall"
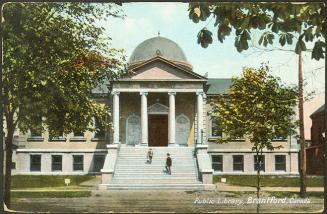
[13,151,107,175]
[208,151,299,175]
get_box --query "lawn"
[213,175,324,187]
[11,175,95,189]
[12,190,91,198]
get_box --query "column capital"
[140,91,148,96]
[168,91,176,96]
[111,91,120,95]
[196,91,204,96]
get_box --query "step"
[118,155,194,160]
[108,147,201,191]
[118,155,194,156]
[114,173,196,179]
[110,181,200,185]
[111,178,199,181]
[115,162,195,166]
[116,160,194,163]
[103,184,205,190]
[115,164,196,167]
[114,169,197,172]
[111,182,200,185]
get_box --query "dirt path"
[11,190,324,213]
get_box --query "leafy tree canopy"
[3,3,127,135]
[189,2,325,60]
[210,65,298,151]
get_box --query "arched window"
[126,114,141,145]
[176,114,190,145]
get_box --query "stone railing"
[195,144,215,190]
[98,143,120,190]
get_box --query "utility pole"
[298,49,307,198]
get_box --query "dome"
[129,36,191,68]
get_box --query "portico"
[111,87,206,147]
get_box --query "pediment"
[122,57,206,81]
[148,103,169,114]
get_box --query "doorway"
[148,114,168,147]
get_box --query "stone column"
[140,92,148,146]
[196,91,204,144]
[113,91,120,144]
[168,92,176,146]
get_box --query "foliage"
[210,65,297,212]
[3,2,127,135]
[210,65,298,148]
[189,2,325,60]
[2,2,126,207]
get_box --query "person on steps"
[165,153,172,174]
[147,148,153,164]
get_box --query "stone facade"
[10,36,299,178]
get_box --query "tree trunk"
[256,149,261,213]
[298,49,307,198]
[4,113,15,209]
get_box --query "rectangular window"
[30,155,41,171]
[73,131,84,138]
[51,155,62,171]
[73,155,84,171]
[94,118,105,139]
[211,118,222,137]
[11,162,16,170]
[254,155,265,171]
[233,155,244,171]
[273,134,286,140]
[30,117,42,137]
[49,131,65,141]
[275,155,286,171]
[212,155,223,171]
[93,155,105,172]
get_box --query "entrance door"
[148,115,168,147]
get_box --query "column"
[196,91,204,144]
[168,92,176,146]
[140,92,148,146]
[113,91,120,144]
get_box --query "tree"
[2,3,126,208]
[188,2,325,197]
[210,65,297,213]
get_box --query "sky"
[99,2,325,99]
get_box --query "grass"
[213,175,324,187]
[11,175,94,189]
[11,190,91,198]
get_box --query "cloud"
[149,2,183,23]
[103,16,157,56]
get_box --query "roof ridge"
[310,104,325,117]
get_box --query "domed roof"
[129,36,191,68]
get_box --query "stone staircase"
[105,146,205,190]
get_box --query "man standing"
[166,153,172,174]
[147,148,153,164]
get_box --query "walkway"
[11,190,324,213]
